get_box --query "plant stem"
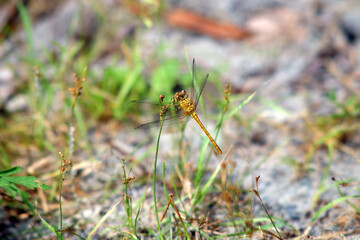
[59,171,63,235]
[153,116,165,240]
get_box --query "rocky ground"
[0,0,359,239]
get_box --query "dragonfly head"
[174,90,187,102]
[180,90,187,98]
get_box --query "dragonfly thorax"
[180,98,195,114]
[173,90,195,114]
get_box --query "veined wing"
[129,59,209,128]
[128,100,189,129]
[190,59,209,108]
[194,73,209,107]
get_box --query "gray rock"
[0,66,14,106]
[5,94,29,112]
[341,5,360,44]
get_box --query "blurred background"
[0,0,359,239]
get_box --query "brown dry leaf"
[166,8,252,40]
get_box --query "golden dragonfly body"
[173,88,222,155]
[133,59,223,155]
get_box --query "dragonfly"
[132,59,222,155]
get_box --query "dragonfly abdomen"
[190,112,223,155]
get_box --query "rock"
[0,66,14,106]
[5,94,29,112]
[340,5,360,44]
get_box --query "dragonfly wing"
[189,59,209,107]
[194,73,209,107]
[135,112,189,129]
[135,119,162,129]
[128,100,160,111]
[130,101,189,129]
[191,58,197,103]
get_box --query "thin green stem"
[254,177,283,240]
[335,180,360,213]
[59,170,63,235]
[123,164,134,234]
[153,116,165,240]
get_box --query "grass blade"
[87,200,121,239]
[311,195,360,222]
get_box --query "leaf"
[0,166,39,198]
[1,176,38,189]
[40,184,52,190]
[2,185,17,198]
[166,9,252,40]
[38,213,63,239]
[0,166,23,176]
[87,200,121,240]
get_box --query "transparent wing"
[128,100,189,129]
[191,58,197,103]
[190,59,209,108]
[194,73,209,107]
[129,59,209,129]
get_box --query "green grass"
[4,55,359,238]
[2,2,360,239]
